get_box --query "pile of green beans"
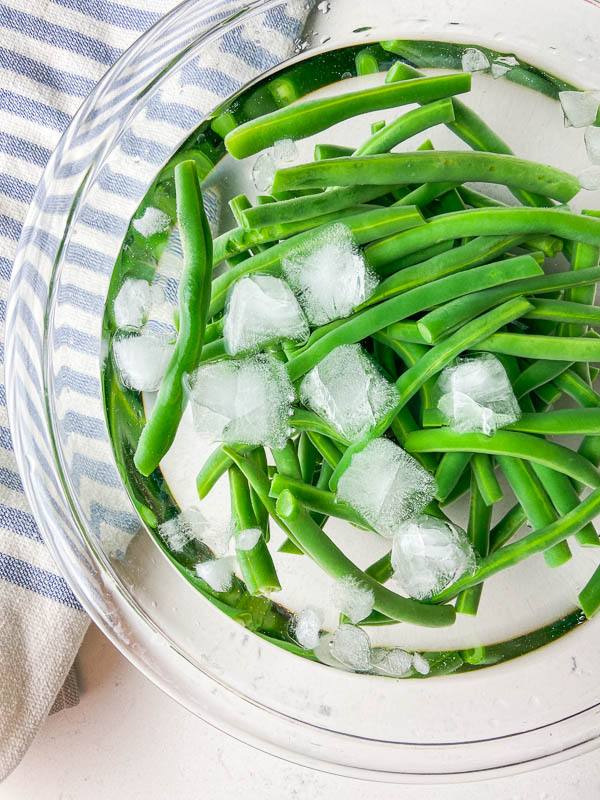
[120,50,600,663]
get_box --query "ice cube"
[336,438,437,537]
[187,354,295,449]
[112,330,174,392]
[195,556,236,592]
[330,623,371,671]
[391,514,476,600]
[223,275,309,355]
[274,138,298,164]
[579,165,600,191]
[371,647,413,677]
[291,606,323,649]
[412,652,431,675]
[559,90,600,128]
[252,152,276,192]
[299,344,398,441]
[585,126,600,165]
[281,223,378,325]
[133,206,171,238]
[160,508,231,555]
[461,48,490,73]
[331,575,374,623]
[114,278,151,329]
[234,527,262,551]
[491,63,511,79]
[436,353,520,436]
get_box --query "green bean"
[531,463,600,548]
[456,186,563,257]
[435,452,472,504]
[365,208,600,270]
[247,448,270,539]
[242,100,456,230]
[272,152,579,204]
[330,298,533,491]
[455,473,491,615]
[271,440,302,481]
[578,564,600,618]
[229,465,280,595]
[416,265,600,343]
[471,453,503,506]
[524,298,600,327]
[229,193,252,226]
[432,489,600,604]
[275,490,456,627]
[554,369,600,408]
[533,382,563,410]
[512,360,573,399]
[471,331,600,362]
[566,210,600,337]
[355,47,380,75]
[384,58,553,208]
[373,332,437,418]
[222,446,303,550]
[314,143,354,160]
[495,456,571,567]
[269,474,369,528]
[287,256,541,381]
[489,504,527,552]
[502,408,600,436]
[440,467,472,507]
[225,73,471,159]
[196,446,233,499]
[134,162,212,476]
[365,235,524,307]
[297,433,320,485]
[371,120,386,134]
[406,428,600,488]
[209,205,424,315]
[288,409,348,445]
[306,431,343,469]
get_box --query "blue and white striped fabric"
[0,0,311,780]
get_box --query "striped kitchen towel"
[0,0,312,781]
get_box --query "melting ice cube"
[112,330,174,392]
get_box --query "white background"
[0,624,598,799]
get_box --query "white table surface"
[0,623,598,799]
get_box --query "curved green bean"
[196,446,234,499]
[365,208,600,270]
[134,161,212,476]
[275,490,456,627]
[225,73,471,158]
[512,360,573,399]
[405,429,600,488]
[272,152,579,203]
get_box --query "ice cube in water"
[491,62,510,79]
[330,624,371,671]
[579,165,600,191]
[274,138,298,164]
[336,438,437,537]
[112,330,174,392]
[559,90,600,128]
[133,206,170,238]
[391,514,476,600]
[282,223,378,325]
[412,652,431,675]
[252,152,276,192]
[436,353,520,436]
[234,527,262,551]
[461,48,490,73]
[371,648,413,677]
[300,344,399,441]
[585,126,600,165]
[160,508,230,555]
[114,278,150,329]
[195,556,235,592]
[291,606,323,650]
[331,575,374,623]
[223,275,309,355]
[187,354,295,449]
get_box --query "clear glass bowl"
[7,0,600,782]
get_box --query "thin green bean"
[269,474,369,528]
[471,453,503,506]
[489,504,527,552]
[435,452,472,504]
[532,463,600,548]
[455,473,491,615]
